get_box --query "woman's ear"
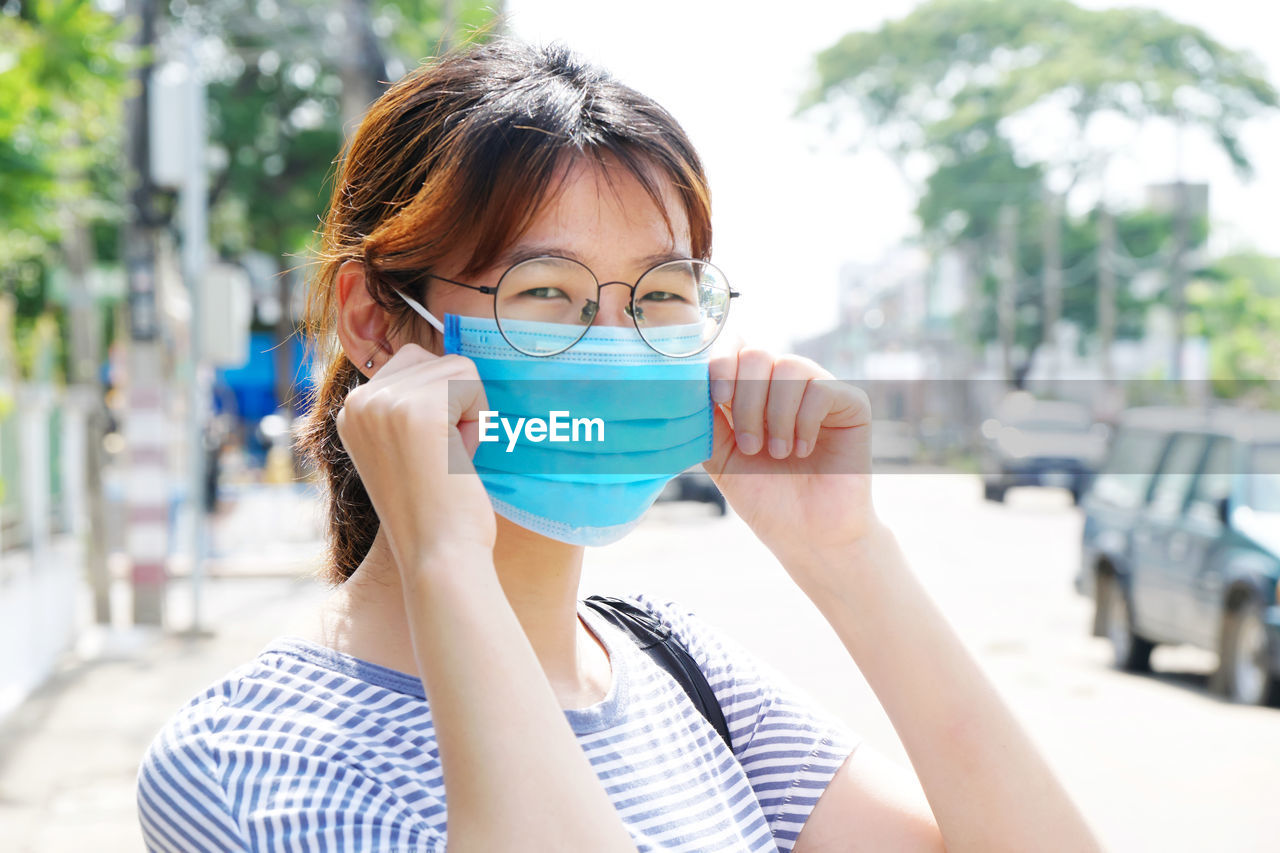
[335,260,394,376]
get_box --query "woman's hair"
[297,37,714,583]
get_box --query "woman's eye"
[640,291,688,303]
[519,286,569,299]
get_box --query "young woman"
[137,38,1100,852]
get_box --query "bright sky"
[503,0,1280,352]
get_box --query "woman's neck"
[311,516,611,708]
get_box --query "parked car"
[1076,406,1280,706]
[980,393,1109,503]
[657,467,727,515]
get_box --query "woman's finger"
[727,347,774,456]
[441,355,489,459]
[707,333,743,409]
[794,380,836,458]
[762,355,819,458]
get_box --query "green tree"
[1186,252,1280,402]
[169,0,498,407]
[801,0,1277,365]
[0,0,130,377]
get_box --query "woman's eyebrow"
[495,244,690,270]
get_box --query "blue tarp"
[215,332,315,421]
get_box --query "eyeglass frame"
[409,254,740,358]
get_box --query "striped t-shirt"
[137,594,859,852]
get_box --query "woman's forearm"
[783,523,1101,853]
[401,545,637,853]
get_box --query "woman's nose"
[592,282,635,327]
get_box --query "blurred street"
[2,2,1278,850]
[0,475,1276,852]
[596,474,1280,853]
[0,484,330,852]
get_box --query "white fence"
[0,384,87,722]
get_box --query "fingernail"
[711,379,732,403]
[768,438,788,459]
[737,432,761,455]
[795,440,809,458]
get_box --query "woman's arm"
[702,345,1100,851]
[401,546,637,853]
[780,523,1101,853]
[338,346,636,853]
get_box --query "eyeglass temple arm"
[395,288,446,334]
[395,272,501,333]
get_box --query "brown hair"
[297,38,714,583]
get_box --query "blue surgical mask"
[397,292,714,546]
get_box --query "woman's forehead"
[505,154,692,267]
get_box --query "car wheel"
[983,482,1006,503]
[1097,573,1154,672]
[1220,600,1280,707]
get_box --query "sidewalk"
[0,484,331,853]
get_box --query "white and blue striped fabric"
[137,593,859,852]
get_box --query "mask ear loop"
[395,288,445,333]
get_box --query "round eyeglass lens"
[494,257,599,355]
[633,259,731,357]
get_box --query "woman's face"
[411,156,694,354]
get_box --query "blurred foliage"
[0,0,129,268]
[0,0,130,380]
[172,0,498,275]
[802,0,1278,364]
[972,208,1206,350]
[803,0,1277,204]
[0,0,498,381]
[1187,252,1280,401]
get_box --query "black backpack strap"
[581,595,732,751]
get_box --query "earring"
[364,359,374,369]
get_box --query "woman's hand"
[703,342,875,585]
[336,345,496,573]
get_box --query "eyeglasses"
[417,255,738,358]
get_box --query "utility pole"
[1097,207,1117,385]
[123,0,168,626]
[997,204,1018,386]
[60,198,111,624]
[179,37,210,636]
[1169,178,1190,383]
[1041,191,1062,388]
[958,241,980,378]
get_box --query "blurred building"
[792,246,977,461]
[792,179,1217,461]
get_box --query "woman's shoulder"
[137,639,445,852]
[135,655,270,851]
[140,641,301,755]
[146,636,427,747]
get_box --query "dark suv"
[1076,407,1280,705]
[981,394,1108,504]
